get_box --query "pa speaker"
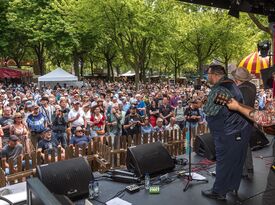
[194,133,216,161]
[126,142,175,177]
[250,126,269,151]
[36,157,93,201]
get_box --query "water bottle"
[145,173,150,190]
[93,181,99,197]
[88,181,94,199]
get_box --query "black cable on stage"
[105,188,126,202]
[93,198,107,205]
[0,196,13,205]
[238,188,275,204]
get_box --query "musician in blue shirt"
[201,65,251,200]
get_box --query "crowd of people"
[0,80,211,174]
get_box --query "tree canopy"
[0,0,270,84]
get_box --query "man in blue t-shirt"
[136,94,146,117]
[26,104,47,149]
[38,128,65,161]
[69,126,91,147]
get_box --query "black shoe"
[201,189,226,201]
[228,189,238,196]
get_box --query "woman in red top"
[90,106,106,139]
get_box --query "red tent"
[0,67,32,78]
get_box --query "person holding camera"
[52,105,67,148]
[123,106,143,138]
[106,104,122,138]
[184,100,201,140]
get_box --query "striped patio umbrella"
[238,52,270,77]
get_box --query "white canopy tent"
[38,68,80,87]
[120,70,135,77]
[38,67,78,82]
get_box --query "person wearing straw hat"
[232,67,257,179]
[37,128,65,161]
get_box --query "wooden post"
[51,150,55,163]
[25,154,30,170]
[44,151,49,164]
[87,142,92,155]
[75,144,79,157]
[0,169,6,187]
[31,151,37,168]
[57,147,62,161]
[37,151,42,165]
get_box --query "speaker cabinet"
[126,142,175,177]
[194,133,216,161]
[36,157,93,201]
[250,126,269,150]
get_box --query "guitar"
[214,93,275,135]
[192,93,230,109]
[213,93,230,106]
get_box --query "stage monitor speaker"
[250,126,269,151]
[36,157,93,201]
[194,133,216,161]
[126,142,175,177]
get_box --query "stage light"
[258,40,271,58]
[228,0,242,18]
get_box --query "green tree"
[182,10,225,77]
[98,0,175,86]
[7,0,75,74]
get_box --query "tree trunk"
[37,53,44,75]
[80,57,84,77]
[73,52,79,77]
[134,66,140,89]
[111,64,114,82]
[107,60,111,82]
[89,57,94,76]
[34,43,45,75]
[198,58,203,78]
[57,61,61,67]
[174,66,178,83]
[115,65,120,76]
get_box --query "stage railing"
[0,129,185,187]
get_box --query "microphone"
[109,175,141,183]
[107,169,135,177]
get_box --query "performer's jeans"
[213,127,251,195]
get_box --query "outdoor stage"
[92,136,274,205]
[0,137,272,205]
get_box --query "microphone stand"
[183,119,208,192]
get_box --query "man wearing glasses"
[201,65,251,200]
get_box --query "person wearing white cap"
[68,101,86,135]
